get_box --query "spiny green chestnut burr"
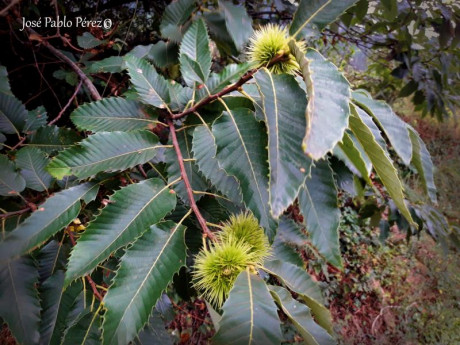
[247,24,306,75]
[217,212,270,263]
[193,212,270,308]
[193,241,257,308]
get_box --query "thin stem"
[48,79,82,125]
[167,118,215,240]
[171,54,287,120]
[67,229,104,301]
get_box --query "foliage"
[0,1,456,345]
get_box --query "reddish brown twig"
[171,53,287,120]
[67,229,104,301]
[0,207,31,219]
[49,79,82,125]
[10,136,26,151]
[167,119,215,240]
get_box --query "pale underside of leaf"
[290,44,351,160]
[298,159,342,268]
[213,268,282,345]
[348,104,416,226]
[254,68,311,218]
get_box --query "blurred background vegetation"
[0,0,459,344]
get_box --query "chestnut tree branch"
[171,53,287,120]
[167,118,215,240]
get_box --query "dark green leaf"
[102,221,187,345]
[298,160,342,268]
[47,131,161,180]
[212,107,276,239]
[408,126,437,203]
[289,0,359,38]
[192,125,242,204]
[179,19,212,86]
[0,256,40,345]
[16,147,54,192]
[24,106,48,131]
[65,179,177,285]
[0,154,26,196]
[0,182,99,261]
[77,32,106,49]
[71,97,157,132]
[218,0,253,50]
[160,0,196,42]
[124,55,171,111]
[0,93,27,135]
[270,286,335,345]
[87,56,124,74]
[263,260,332,334]
[26,125,80,154]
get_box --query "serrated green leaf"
[0,154,25,196]
[102,221,187,345]
[298,160,342,268]
[289,0,359,38]
[290,45,350,160]
[254,69,311,217]
[334,131,372,184]
[192,125,242,204]
[26,125,80,153]
[348,104,415,226]
[204,12,238,56]
[65,179,176,285]
[16,147,54,192]
[167,82,193,111]
[408,126,437,203]
[0,182,98,261]
[60,308,101,345]
[24,106,48,131]
[212,107,276,239]
[179,19,212,86]
[148,41,179,68]
[49,281,83,345]
[353,91,412,165]
[87,56,124,74]
[218,0,253,50]
[276,216,308,247]
[263,260,332,334]
[0,65,12,95]
[47,131,161,180]
[135,312,174,345]
[213,268,282,345]
[37,239,69,281]
[0,256,40,345]
[77,32,106,49]
[160,0,196,42]
[165,129,208,205]
[206,62,253,95]
[124,55,171,110]
[39,270,65,345]
[269,286,335,345]
[70,97,157,132]
[0,92,27,135]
